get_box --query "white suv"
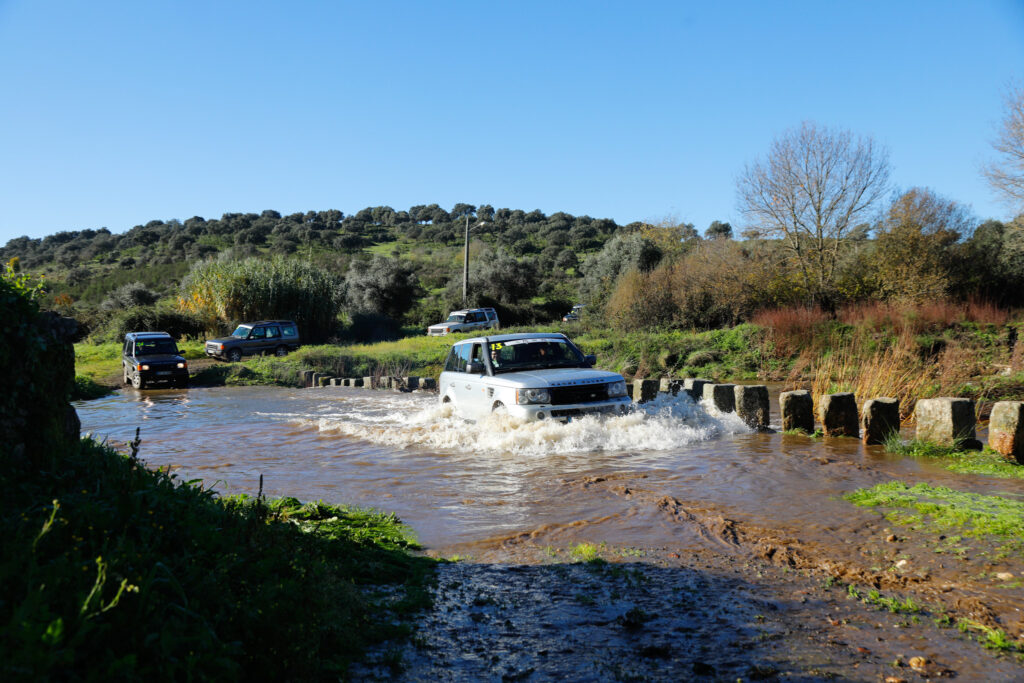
[427,307,499,336]
[439,332,631,421]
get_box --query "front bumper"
[140,368,189,384]
[507,396,633,421]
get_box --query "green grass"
[885,435,1024,479]
[1,436,435,679]
[844,481,1024,557]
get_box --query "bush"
[94,306,207,343]
[179,256,344,342]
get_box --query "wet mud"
[77,385,1024,680]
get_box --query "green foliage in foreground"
[0,437,434,680]
[885,435,1024,479]
[71,376,113,401]
[844,481,1024,557]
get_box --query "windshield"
[487,338,585,373]
[231,325,253,338]
[445,314,466,323]
[135,339,178,355]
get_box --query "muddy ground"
[354,480,1024,682]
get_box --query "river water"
[74,385,1024,557]
[76,385,1024,679]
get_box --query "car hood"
[135,353,185,363]
[489,368,623,387]
[206,336,241,345]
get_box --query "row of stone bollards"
[301,370,437,392]
[777,391,1024,464]
[630,377,772,431]
[631,378,1024,463]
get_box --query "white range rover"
[439,332,631,421]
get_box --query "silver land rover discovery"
[438,332,631,421]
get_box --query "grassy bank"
[0,436,434,680]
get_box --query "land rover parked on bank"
[122,331,189,389]
[439,332,631,421]
[426,307,499,336]
[205,320,300,362]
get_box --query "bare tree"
[983,85,1024,213]
[737,122,891,305]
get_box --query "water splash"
[302,390,751,456]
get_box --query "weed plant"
[0,436,434,680]
[844,481,1024,556]
[884,435,1024,479]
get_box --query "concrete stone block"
[659,378,685,396]
[626,383,634,400]
[363,376,375,389]
[780,390,814,433]
[819,393,859,437]
[317,375,332,387]
[301,370,315,388]
[701,383,735,412]
[330,378,342,386]
[988,401,1024,463]
[405,376,420,391]
[684,378,710,400]
[352,377,364,388]
[861,397,900,445]
[915,397,975,447]
[419,377,437,391]
[633,379,660,403]
[734,385,769,430]
[341,378,351,387]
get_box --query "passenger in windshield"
[446,314,466,323]
[487,339,584,373]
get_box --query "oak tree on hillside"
[737,121,890,307]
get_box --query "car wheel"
[492,401,507,415]
[275,345,288,357]
[131,372,144,390]
[227,348,242,363]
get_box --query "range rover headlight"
[607,380,628,397]
[517,388,551,404]
[140,364,150,371]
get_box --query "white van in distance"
[427,307,499,336]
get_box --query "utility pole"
[463,214,470,307]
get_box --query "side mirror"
[584,354,597,366]
[466,361,485,374]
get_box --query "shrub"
[179,256,343,342]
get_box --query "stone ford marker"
[914,397,976,447]
[989,401,1024,463]
[819,393,859,437]
[780,390,814,433]
[632,378,660,403]
[860,397,900,445]
[734,385,769,430]
[701,383,736,412]
[684,378,710,401]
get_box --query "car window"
[231,325,252,337]
[443,347,459,372]
[250,327,266,339]
[446,314,466,323]
[281,325,296,337]
[487,338,583,373]
[456,344,473,372]
[125,340,133,355]
[265,326,281,338]
[135,339,178,355]
[470,343,484,366]
[486,311,496,321]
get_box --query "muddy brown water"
[76,385,1024,681]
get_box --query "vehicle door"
[246,326,267,355]
[445,343,471,407]
[264,325,282,352]
[460,342,490,419]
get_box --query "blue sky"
[1,1,1022,244]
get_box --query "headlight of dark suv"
[517,388,551,404]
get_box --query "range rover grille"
[549,383,609,405]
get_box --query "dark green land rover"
[205,320,300,362]
[122,331,189,389]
